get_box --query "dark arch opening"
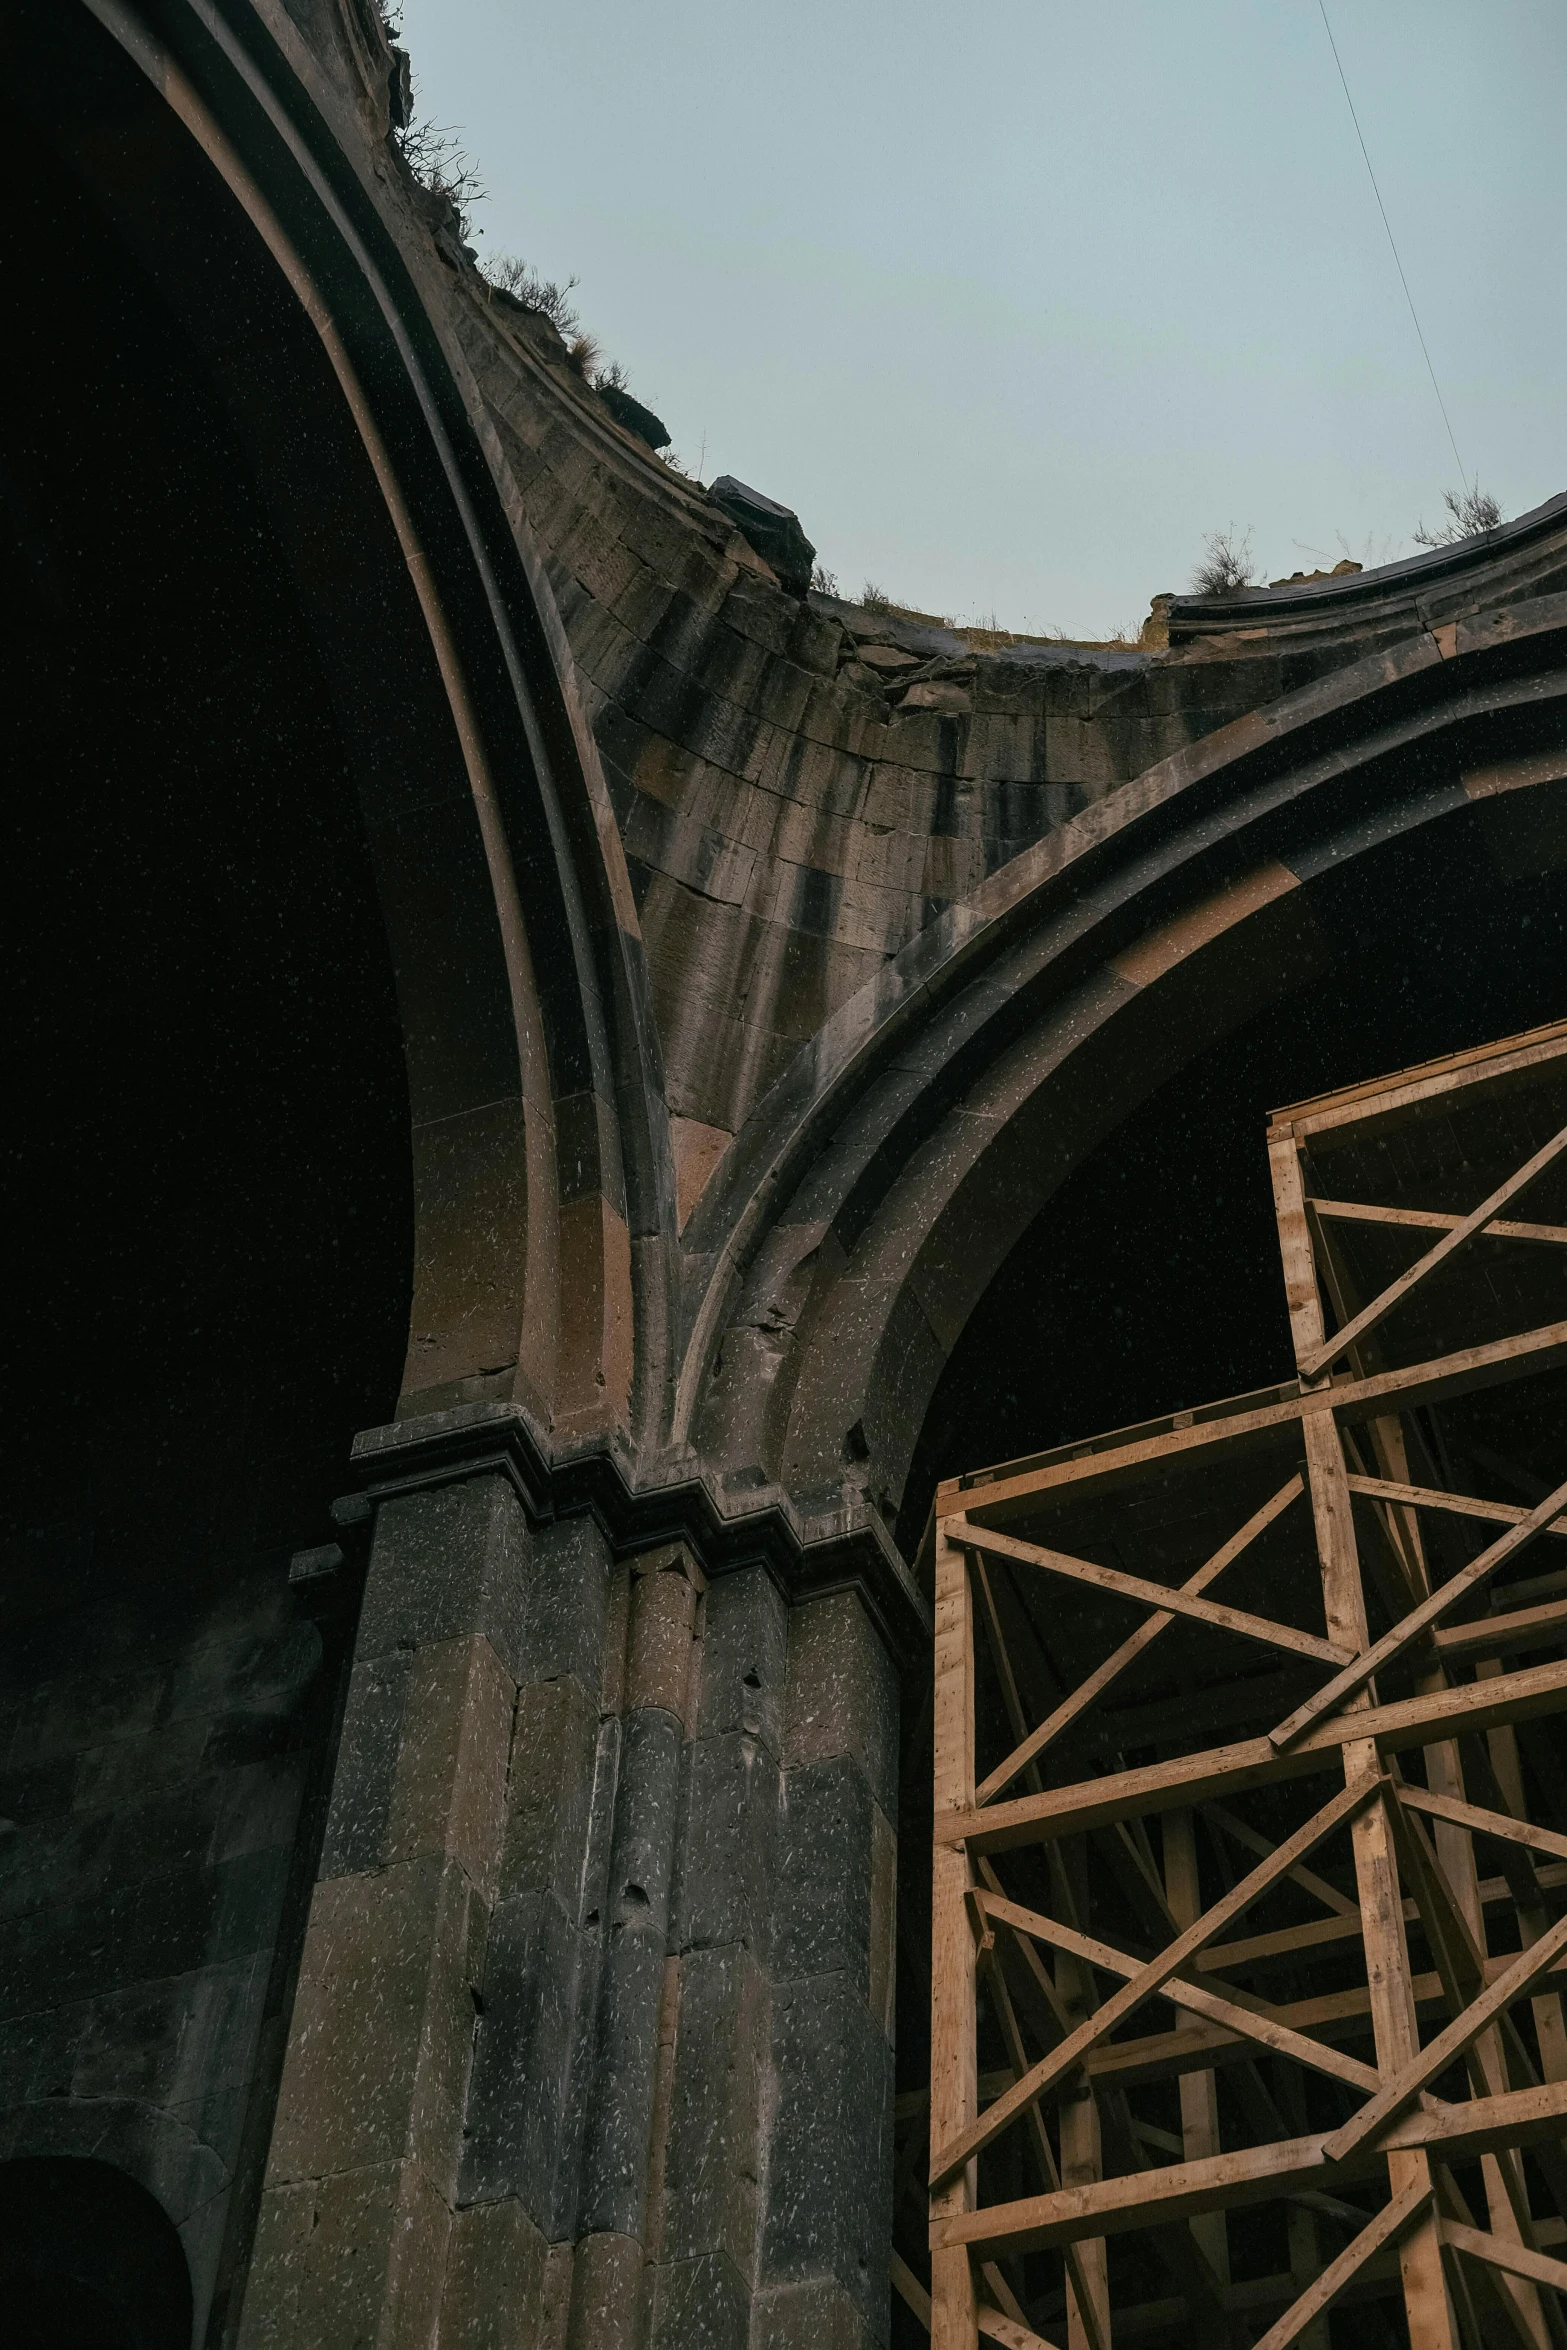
[0,2158,192,2349]
[901,795,1567,1551]
[0,77,413,2325]
[0,79,413,1622]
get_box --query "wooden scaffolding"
[925,1019,1567,2349]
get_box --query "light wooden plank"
[931,1526,979,2349]
[930,1780,1375,2187]
[1250,2185,1432,2350]
[938,1318,1567,1522]
[1346,1471,1567,1540]
[1326,1910,1567,2163]
[975,1477,1303,1804]
[978,1890,1379,2093]
[1303,1409,1457,2350]
[1312,1197,1567,1249]
[1270,1469,1567,1750]
[893,2251,933,2327]
[1270,1020,1567,1147]
[942,1652,1567,1850]
[1272,1132,1327,1370]
[929,2082,1567,2257]
[1395,1784,1567,1870]
[977,2302,1062,2350]
[1435,1596,1567,1663]
[955,1518,1349,1669]
[1297,1117,1567,1381]
[1444,2220,1567,2296]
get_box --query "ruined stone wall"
[442,285,1567,1219]
[446,299,1307,1176]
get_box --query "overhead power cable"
[1317,0,1469,492]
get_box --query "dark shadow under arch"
[0,2159,192,2350]
[898,787,1567,1550]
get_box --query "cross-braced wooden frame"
[923,1018,1567,2348]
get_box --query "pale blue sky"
[398,0,1566,637]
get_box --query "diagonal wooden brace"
[930,1777,1378,2188]
[1250,2181,1433,2350]
[955,1517,1350,1670]
[1271,1468,1567,1750]
[1297,1117,1567,1381]
[1326,1908,1567,2164]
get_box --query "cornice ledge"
[350,1399,931,1664]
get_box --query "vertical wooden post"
[1277,1138,1458,2349]
[1305,1411,1458,2350]
[1163,1809,1228,2287]
[1052,1846,1110,2350]
[931,1526,978,2350]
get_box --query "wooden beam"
[978,1889,1379,2094]
[975,1478,1304,1803]
[1270,1021,1567,1149]
[930,1780,1375,2187]
[894,2251,933,2328]
[1270,1469,1567,1750]
[1325,1909,1567,2163]
[942,1651,1567,1850]
[1444,2221,1567,2297]
[1296,1117,1567,1381]
[1250,2182,1432,2350]
[1303,1405,1459,2349]
[1203,1797,1359,1917]
[977,2300,1062,2350]
[1346,1471,1567,1540]
[929,2082,1567,2258]
[1311,1197,1567,1250]
[931,1526,979,2349]
[938,1317,1567,1522]
[983,1928,1109,2350]
[954,1518,1349,1669]
[1435,1596,1567,1664]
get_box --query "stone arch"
[15,0,665,1447]
[682,589,1567,1525]
[0,2125,213,2347]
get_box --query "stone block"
[237,2156,449,2350]
[771,1758,872,1995]
[784,1594,898,1822]
[266,1855,475,2198]
[0,2001,79,2105]
[71,1955,268,2107]
[649,2248,751,2350]
[440,2195,549,2349]
[625,1548,700,1725]
[459,1888,590,2226]
[659,1943,767,2274]
[868,1804,896,2045]
[761,1972,893,2334]
[753,2276,873,2350]
[566,2228,644,2350]
[576,1914,665,2238]
[521,1515,613,1696]
[356,1477,529,1674]
[386,1637,512,1893]
[500,1671,599,1908]
[673,1732,778,1959]
[696,1567,787,1753]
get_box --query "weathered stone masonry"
[240,1478,895,2345]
